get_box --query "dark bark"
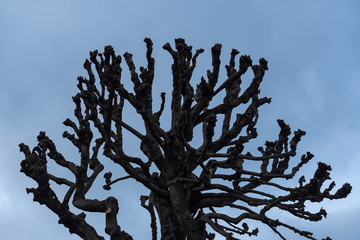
[20,38,351,240]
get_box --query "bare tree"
[20,38,351,240]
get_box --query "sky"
[0,0,359,239]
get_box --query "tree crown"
[20,38,351,240]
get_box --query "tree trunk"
[152,193,186,240]
[152,183,206,240]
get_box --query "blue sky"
[0,1,359,239]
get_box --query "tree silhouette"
[20,38,351,240]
